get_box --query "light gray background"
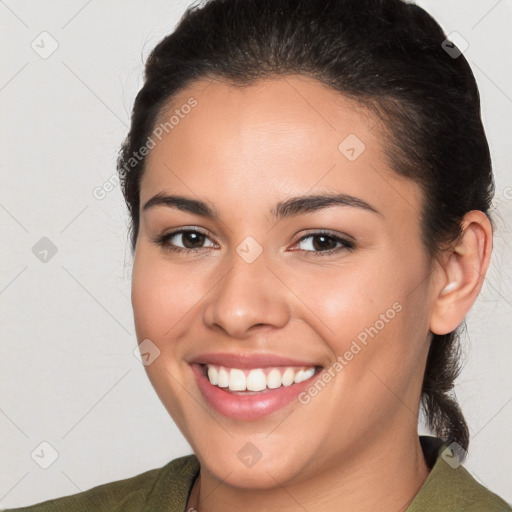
[1,0,511,508]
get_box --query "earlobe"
[429,211,493,335]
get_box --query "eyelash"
[153,228,355,257]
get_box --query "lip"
[188,352,321,369]
[190,361,323,421]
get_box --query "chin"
[195,437,317,490]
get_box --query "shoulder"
[2,454,200,512]
[408,437,512,512]
[447,464,512,511]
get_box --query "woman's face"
[131,75,435,487]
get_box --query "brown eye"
[176,231,207,249]
[294,231,355,257]
[154,229,216,253]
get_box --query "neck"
[187,428,431,512]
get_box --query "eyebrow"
[142,191,382,219]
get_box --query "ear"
[429,210,493,335]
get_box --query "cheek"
[131,251,198,340]
[131,255,166,339]
[297,250,428,378]
[130,252,195,425]
[294,259,403,344]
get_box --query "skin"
[130,75,493,512]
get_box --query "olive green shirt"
[4,436,511,511]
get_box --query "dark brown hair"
[117,0,495,454]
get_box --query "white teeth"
[205,364,318,392]
[217,367,229,388]
[302,367,315,381]
[229,369,246,391]
[294,369,305,383]
[207,366,218,385]
[267,368,282,389]
[246,369,267,392]
[281,367,295,387]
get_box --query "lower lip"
[190,363,322,421]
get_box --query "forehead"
[141,75,423,223]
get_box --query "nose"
[202,248,291,339]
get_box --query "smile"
[190,359,323,420]
[203,364,317,393]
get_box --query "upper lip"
[188,352,322,369]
